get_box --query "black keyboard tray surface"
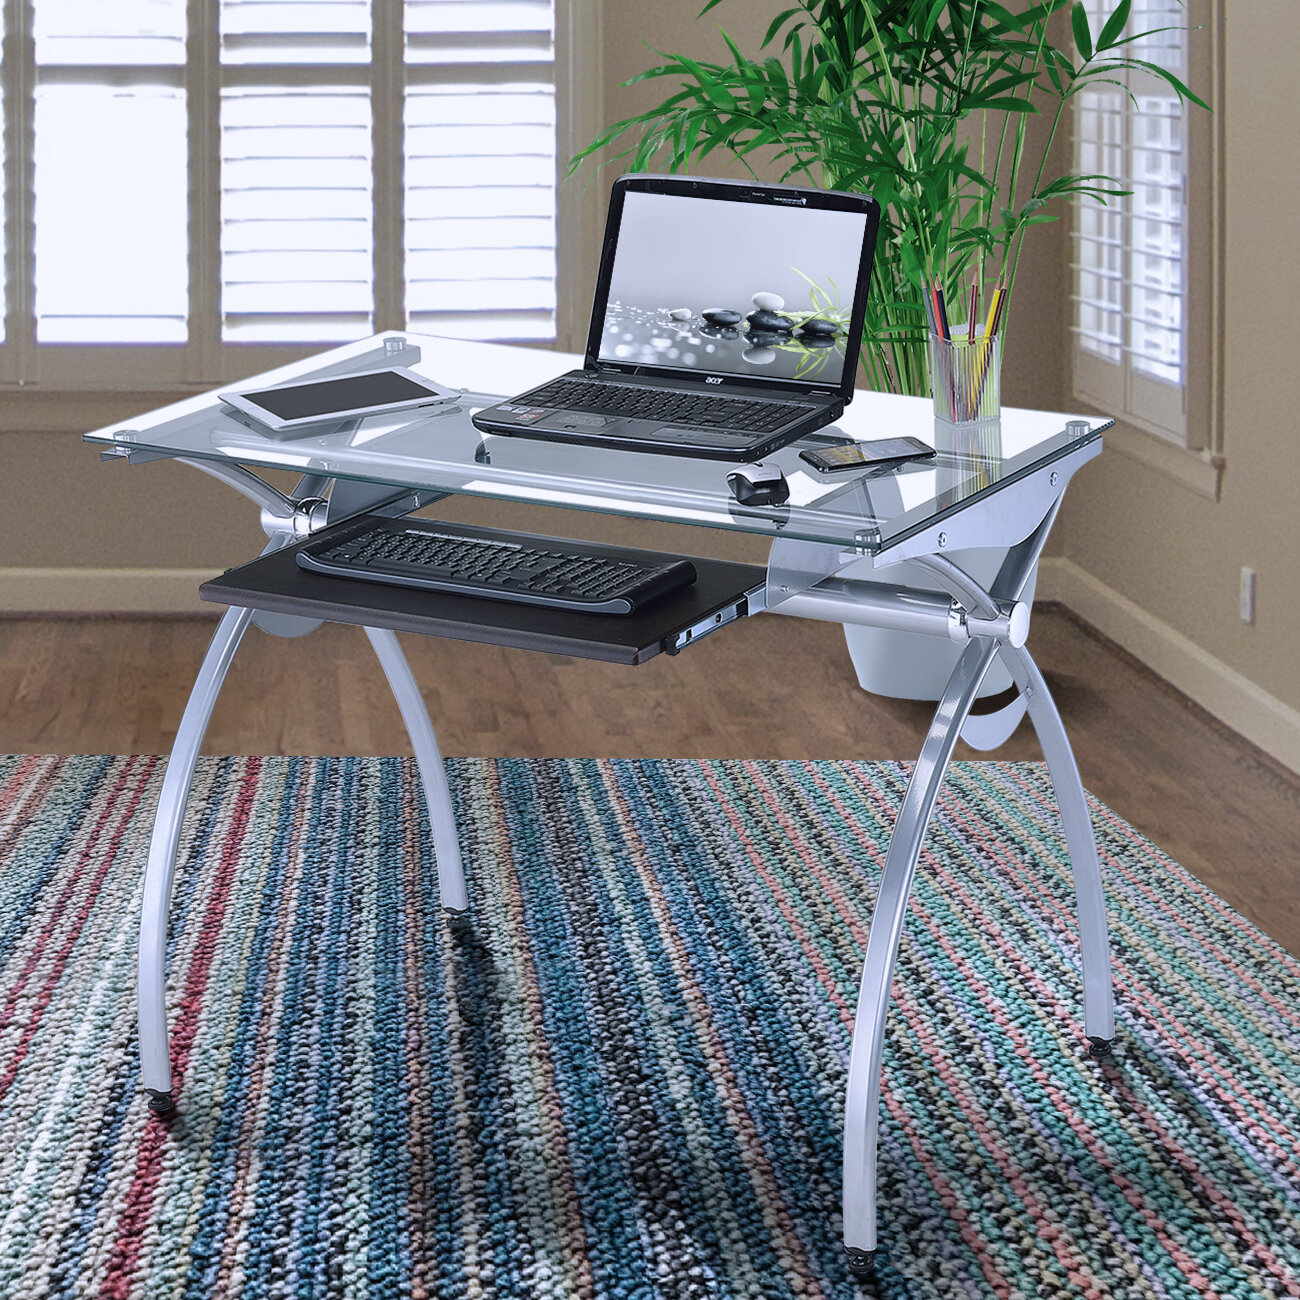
[200,516,766,666]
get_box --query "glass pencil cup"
[929,330,1001,425]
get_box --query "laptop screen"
[596,188,871,388]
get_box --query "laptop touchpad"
[552,414,611,429]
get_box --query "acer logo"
[774,196,807,205]
[705,376,723,384]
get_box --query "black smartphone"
[799,437,936,473]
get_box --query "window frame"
[1069,0,1224,496]
[0,0,599,403]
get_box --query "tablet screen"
[239,370,439,421]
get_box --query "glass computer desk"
[86,331,1115,1280]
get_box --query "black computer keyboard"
[524,378,808,433]
[295,518,697,616]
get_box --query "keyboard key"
[297,518,697,616]
[522,378,808,432]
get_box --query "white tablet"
[221,366,458,432]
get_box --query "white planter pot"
[841,547,1038,701]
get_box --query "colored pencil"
[989,282,1009,337]
[982,279,1004,341]
[934,280,951,341]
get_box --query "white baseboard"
[0,568,218,615]
[1038,556,1300,775]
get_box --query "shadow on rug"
[1,755,1297,1299]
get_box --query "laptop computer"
[471,174,881,461]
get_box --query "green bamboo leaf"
[681,111,705,160]
[1071,2,1093,60]
[1096,0,1132,51]
[676,55,739,110]
[1099,25,1187,52]
[1123,58,1211,110]
[761,8,803,49]
[969,96,1040,113]
[721,30,746,67]
[1064,74,1135,106]
[1045,45,1076,78]
[1036,172,1124,199]
[979,2,1031,35]
[921,0,948,41]
[623,63,687,86]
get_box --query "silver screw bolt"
[937,532,948,548]
[1050,472,1059,487]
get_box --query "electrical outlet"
[1239,567,1257,624]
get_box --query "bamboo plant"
[570,0,1207,397]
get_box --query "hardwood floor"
[2,606,1297,956]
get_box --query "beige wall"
[1046,3,1300,719]
[1,2,1295,759]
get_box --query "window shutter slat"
[404,78,556,341]
[1072,0,1186,390]
[220,84,373,341]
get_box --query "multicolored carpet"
[1,755,1297,1299]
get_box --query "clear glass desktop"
[84,332,1109,555]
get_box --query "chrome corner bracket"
[260,494,330,540]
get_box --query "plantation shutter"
[402,0,557,341]
[1072,0,1188,441]
[1,0,560,382]
[219,0,557,343]
[30,1,190,345]
[219,0,375,342]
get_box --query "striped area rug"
[1,755,1298,1300]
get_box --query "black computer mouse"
[726,462,789,507]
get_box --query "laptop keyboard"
[525,378,810,434]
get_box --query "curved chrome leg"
[138,604,255,1108]
[842,637,1000,1263]
[363,627,468,913]
[999,643,1115,1046]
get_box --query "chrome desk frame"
[763,437,1113,1275]
[128,462,470,1115]
[117,432,1112,1284]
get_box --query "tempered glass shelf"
[84,332,1109,553]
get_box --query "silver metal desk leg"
[842,637,1000,1277]
[1000,643,1116,1051]
[138,604,254,1115]
[363,627,469,916]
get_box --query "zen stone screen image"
[598,190,869,385]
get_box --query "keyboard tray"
[200,517,766,666]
